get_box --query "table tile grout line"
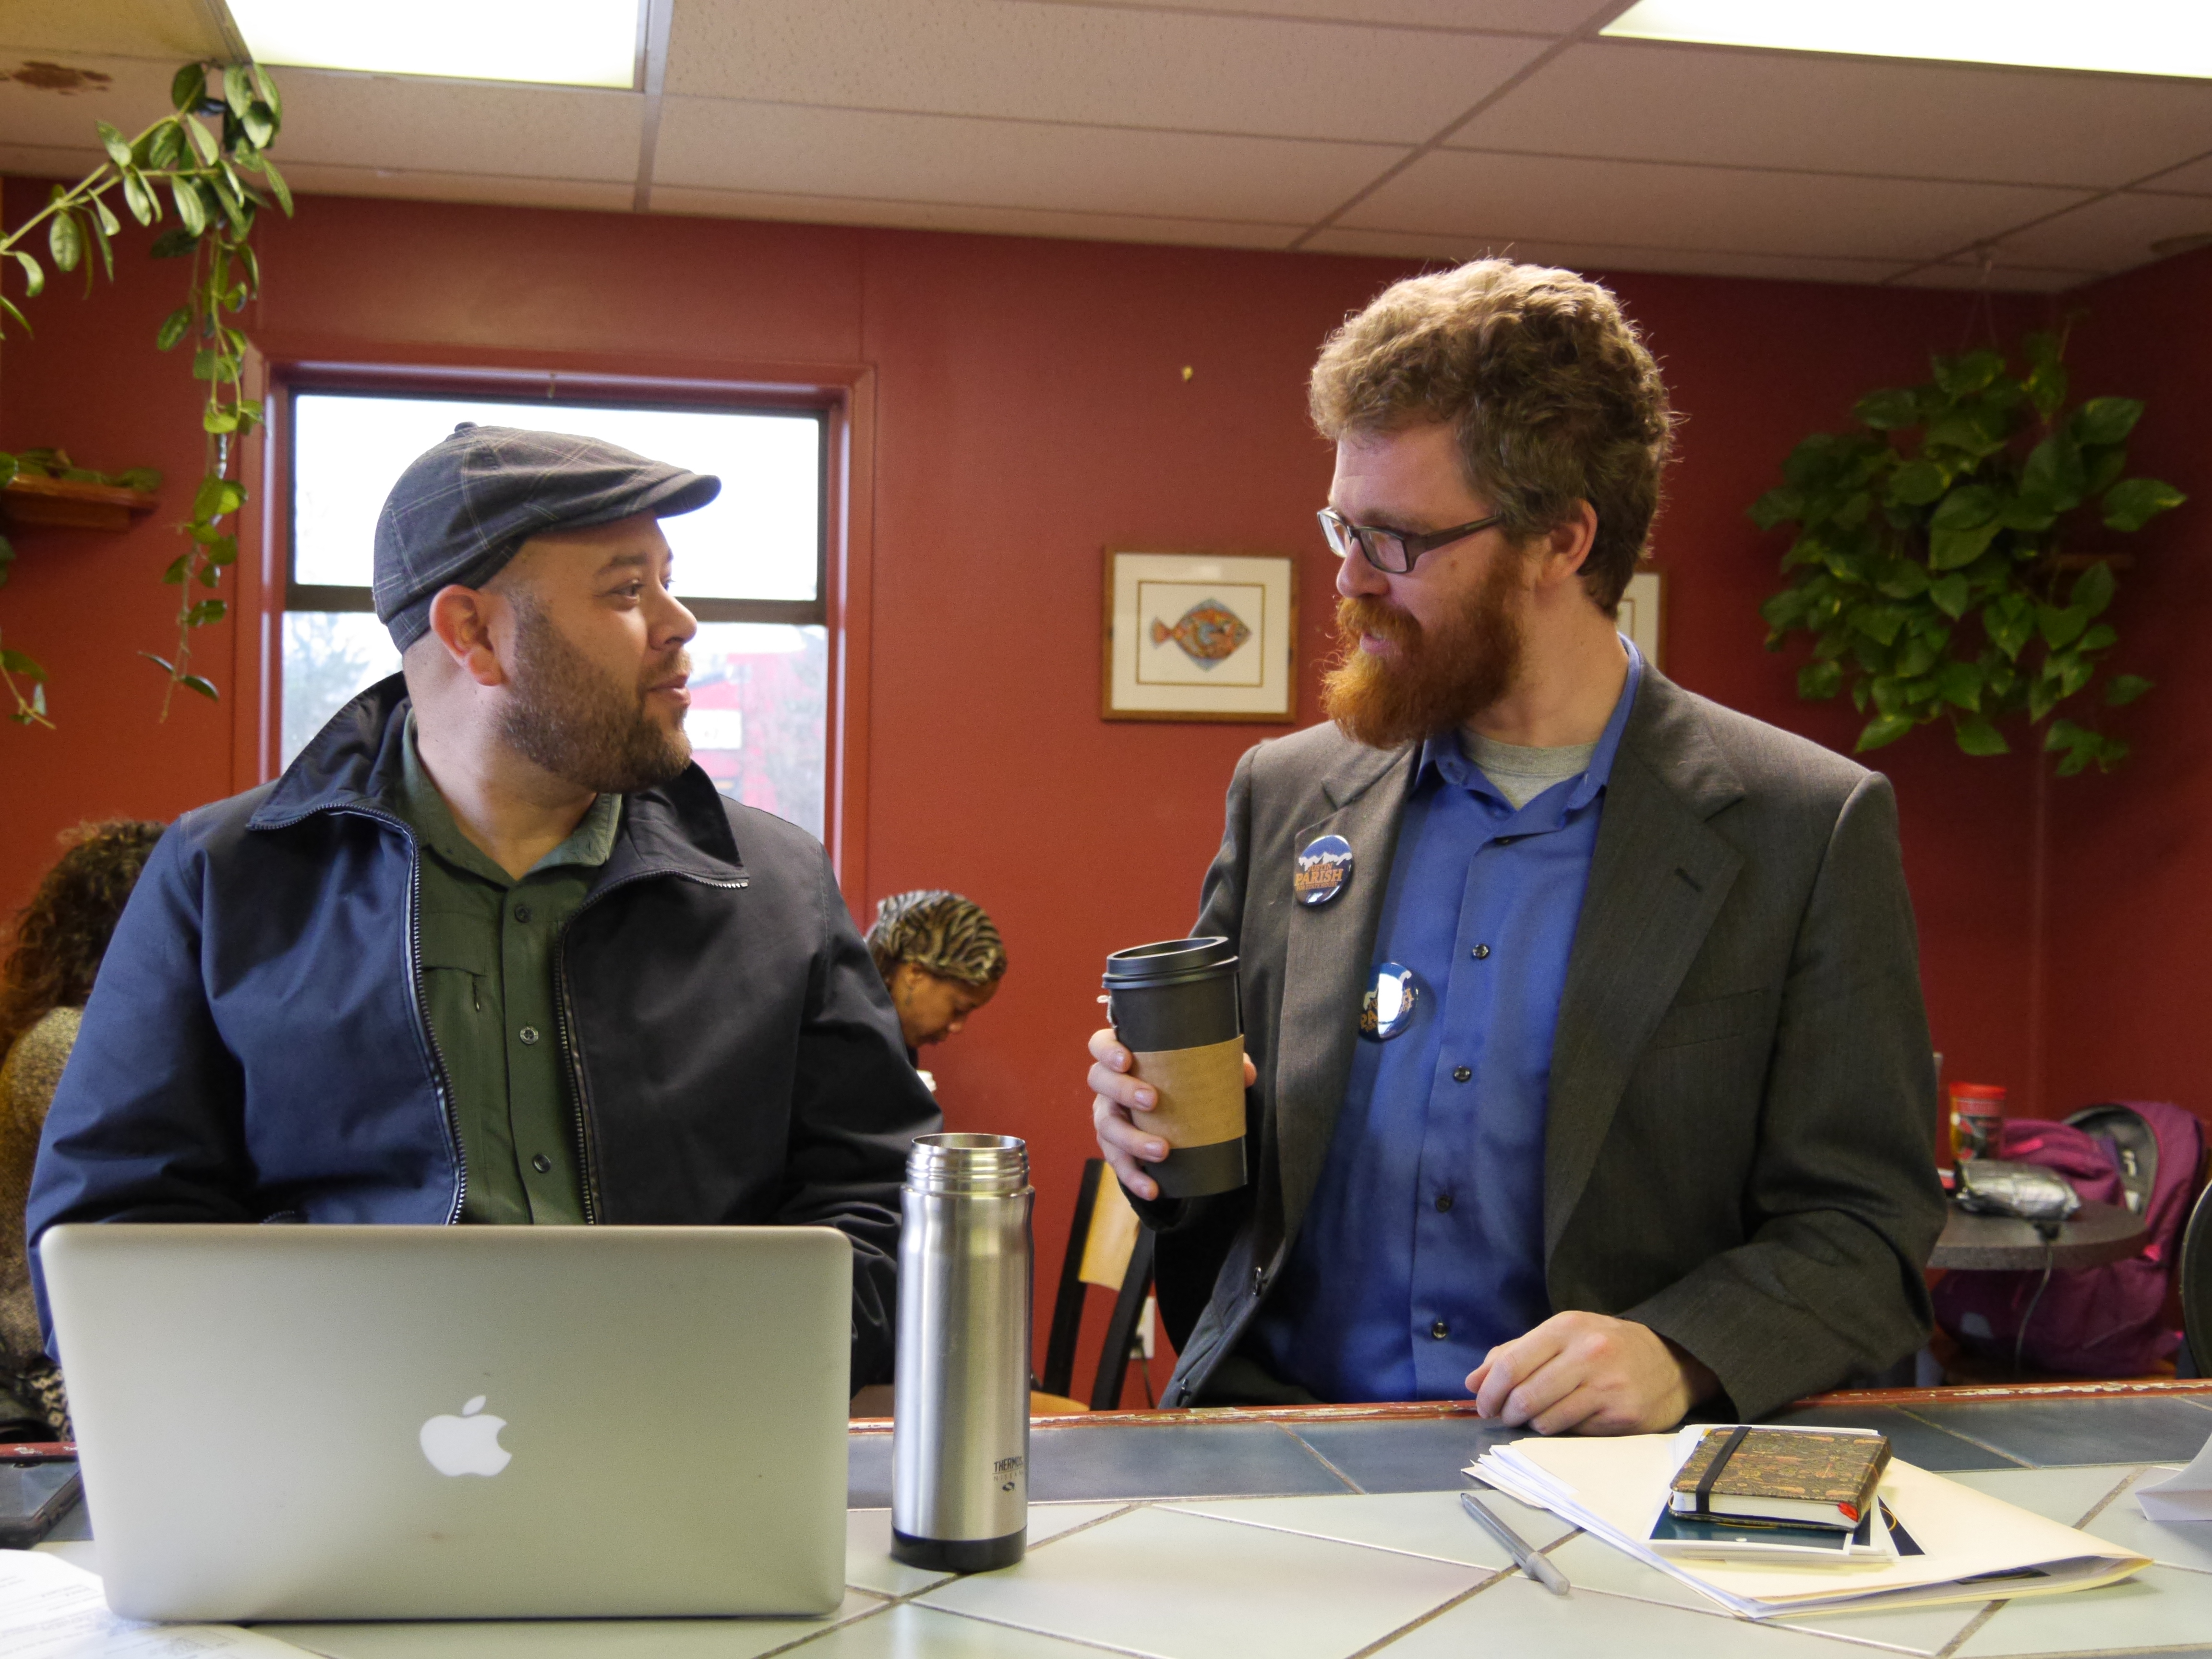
[895,1601,1174,1659]
[1341,1567,1516,1658]
[1932,1599,2010,1659]
[1275,1421,1365,1493]
[2074,1465,2151,1529]
[1896,1408,2037,1468]
[1157,1502,1533,1572]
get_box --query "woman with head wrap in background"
[0,819,166,1440]
[865,890,1007,1070]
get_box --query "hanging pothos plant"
[1754,327,2186,774]
[0,58,289,728]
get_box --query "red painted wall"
[2037,246,2212,1124]
[1,180,2084,1392]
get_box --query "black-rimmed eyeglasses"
[1317,507,1505,575]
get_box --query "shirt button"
[1471,943,1491,960]
[518,1025,540,1045]
[1435,1192,1454,1212]
[530,1153,552,1174]
[513,903,532,923]
[1431,1320,1449,1340]
[1452,1066,1472,1083]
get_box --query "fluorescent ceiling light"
[1603,0,2212,80]
[227,0,642,89]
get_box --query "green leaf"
[161,553,191,584]
[259,154,292,216]
[1855,712,1917,752]
[146,121,186,170]
[1851,603,1907,646]
[171,61,207,112]
[223,62,253,117]
[193,476,247,518]
[169,178,207,237]
[2029,673,2062,723]
[2039,603,2089,649]
[45,209,79,274]
[1930,483,1998,532]
[1854,387,1921,430]
[11,250,44,299]
[2052,650,2093,698]
[112,468,161,493]
[179,673,220,701]
[252,61,283,121]
[85,203,113,279]
[119,168,155,226]
[201,534,238,568]
[1895,636,1940,679]
[2021,431,2087,511]
[1759,588,1806,632]
[1985,593,2037,660]
[184,598,228,626]
[2105,673,2152,706]
[2026,357,2069,421]
[1875,561,1929,600]
[2103,476,2186,532]
[2071,397,2143,447]
[2071,559,2116,617]
[203,406,238,433]
[1938,660,1984,711]
[1930,520,2001,570]
[0,455,16,490]
[1929,572,1971,618]
[2079,624,2117,655]
[0,645,48,677]
[156,304,193,351]
[139,650,176,673]
[1996,493,2058,531]
[242,101,276,149]
[1924,407,2009,458]
[1886,458,1949,507]
[182,113,219,167]
[96,119,132,167]
[1932,349,2006,396]
[1954,714,2008,755]
[1797,660,1843,700]
[2083,445,2127,496]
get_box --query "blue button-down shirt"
[1247,641,1644,1402]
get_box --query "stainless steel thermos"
[891,1133,1034,1572]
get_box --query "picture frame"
[1620,568,1665,670]
[1102,551,1297,722]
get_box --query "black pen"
[1461,1489,1572,1596]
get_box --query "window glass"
[280,391,829,842]
[291,393,820,600]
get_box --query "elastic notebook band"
[1695,1425,1753,1514]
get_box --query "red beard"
[1320,552,1527,750]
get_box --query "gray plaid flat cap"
[373,423,721,650]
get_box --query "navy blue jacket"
[28,678,939,1386]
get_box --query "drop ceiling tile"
[1338,149,2091,262]
[1450,40,2212,190]
[656,97,1402,222]
[1967,189,2212,275]
[283,164,636,215]
[651,182,1305,250]
[1300,224,1918,287]
[666,0,1544,146]
[269,70,642,182]
[0,0,219,60]
[0,53,178,151]
[2138,153,2212,194]
[1027,0,1602,29]
[1891,258,2098,293]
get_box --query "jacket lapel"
[1543,672,1745,1257]
[1274,743,1417,1244]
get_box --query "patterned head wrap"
[866,890,1007,988]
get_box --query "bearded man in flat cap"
[29,424,939,1388]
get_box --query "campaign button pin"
[1360,962,1419,1041]
[1295,834,1353,906]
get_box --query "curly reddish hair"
[0,820,166,1059]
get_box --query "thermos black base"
[891,1527,1027,1573]
[1148,1138,1247,1199]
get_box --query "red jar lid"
[1949,1083,2007,1102]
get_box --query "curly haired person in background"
[0,819,165,1440]
[865,890,1008,1065]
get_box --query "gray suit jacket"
[1145,668,1946,1419]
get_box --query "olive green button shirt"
[392,713,622,1225]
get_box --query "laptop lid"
[42,1224,851,1622]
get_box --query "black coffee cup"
[1103,937,1246,1199]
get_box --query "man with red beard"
[1088,263,1944,1431]
[29,426,938,1391]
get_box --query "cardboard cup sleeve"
[1129,1035,1247,1199]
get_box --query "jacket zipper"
[553,866,746,1225]
[254,802,468,1224]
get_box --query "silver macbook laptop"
[41,1224,853,1622]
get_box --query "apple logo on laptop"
[419,1395,511,1478]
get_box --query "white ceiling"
[2,0,2210,290]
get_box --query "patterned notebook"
[1668,1426,1892,1528]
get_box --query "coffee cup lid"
[1103,936,1236,989]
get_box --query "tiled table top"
[63,1389,2212,1659]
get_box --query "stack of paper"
[1471,1433,2149,1619]
[2136,1425,2212,1521]
[0,1551,305,1659]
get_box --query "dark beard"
[497,596,692,794]
[1320,551,1526,750]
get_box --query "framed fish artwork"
[1103,551,1297,722]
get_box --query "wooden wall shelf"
[1,474,160,531]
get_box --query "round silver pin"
[1360,962,1419,1041]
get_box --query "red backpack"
[1932,1101,2207,1377]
